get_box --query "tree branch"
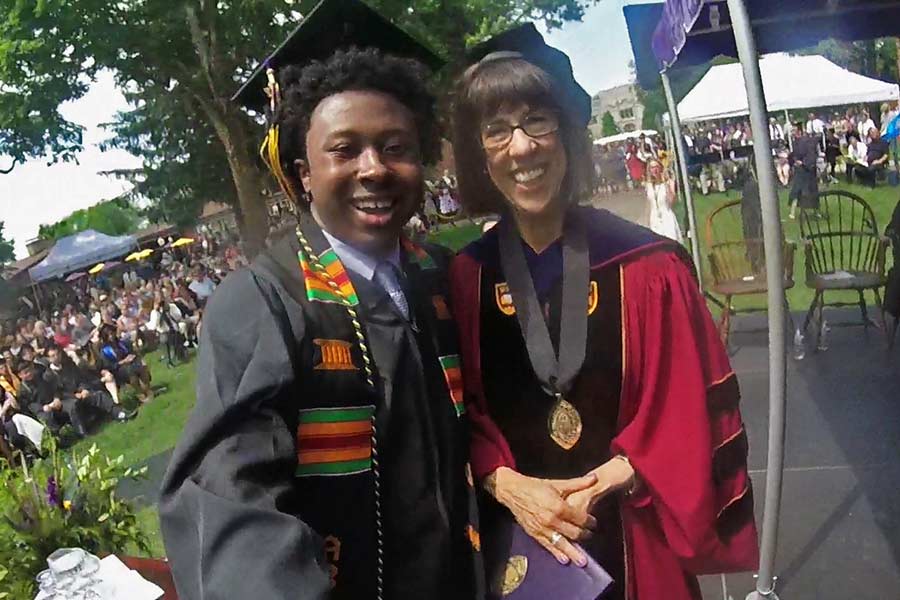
[184,2,219,100]
[202,0,221,77]
[172,59,228,131]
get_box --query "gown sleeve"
[448,253,517,481]
[158,269,331,600]
[613,250,759,575]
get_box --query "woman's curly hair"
[274,47,441,199]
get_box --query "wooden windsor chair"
[798,190,890,349]
[705,197,796,344]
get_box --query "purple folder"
[483,516,613,600]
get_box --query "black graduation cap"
[467,23,592,128]
[233,0,444,112]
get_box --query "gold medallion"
[548,396,582,450]
[498,555,528,596]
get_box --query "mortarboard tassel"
[259,66,298,202]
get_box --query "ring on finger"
[550,531,563,546]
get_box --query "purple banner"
[651,0,705,69]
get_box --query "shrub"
[0,438,150,597]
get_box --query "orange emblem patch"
[587,281,599,315]
[432,295,451,320]
[314,339,357,371]
[494,283,516,316]
[495,281,600,315]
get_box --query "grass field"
[70,352,198,466]
[68,351,197,558]
[682,181,898,317]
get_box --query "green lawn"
[681,181,898,317]
[427,221,483,251]
[70,351,198,466]
[66,351,196,558]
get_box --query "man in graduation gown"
[158,2,480,598]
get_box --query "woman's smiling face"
[481,102,568,220]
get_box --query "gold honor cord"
[259,67,297,202]
[263,65,383,598]
[295,225,384,600]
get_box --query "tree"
[600,111,620,136]
[1,0,596,255]
[37,198,141,241]
[0,222,14,266]
[100,91,241,229]
[0,1,96,173]
[639,56,736,129]
[802,38,899,83]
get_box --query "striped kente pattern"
[299,248,360,306]
[296,406,374,477]
[401,238,436,270]
[439,355,465,417]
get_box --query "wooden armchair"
[799,190,890,349]
[705,199,796,344]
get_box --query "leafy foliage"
[0,0,98,170]
[802,38,899,84]
[1,0,597,250]
[100,99,239,229]
[0,439,150,597]
[0,221,14,266]
[37,197,141,241]
[600,111,620,136]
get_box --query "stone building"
[589,83,645,138]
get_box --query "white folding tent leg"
[784,109,793,152]
[723,0,789,599]
[661,71,704,291]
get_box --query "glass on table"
[42,548,105,599]
[35,568,59,599]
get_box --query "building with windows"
[589,83,645,138]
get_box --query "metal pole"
[784,109,793,152]
[661,71,704,291]
[663,117,686,211]
[31,281,42,316]
[725,0,787,598]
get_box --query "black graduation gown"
[158,218,480,600]
[789,135,820,209]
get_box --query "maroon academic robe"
[449,207,759,600]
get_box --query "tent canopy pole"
[724,0,788,598]
[785,109,793,152]
[661,71,704,291]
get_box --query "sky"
[1,0,654,260]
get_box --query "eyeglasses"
[480,110,560,150]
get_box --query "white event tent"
[593,129,658,145]
[675,53,900,123]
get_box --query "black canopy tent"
[624,2,900,599]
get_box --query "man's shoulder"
[581,207,670,268]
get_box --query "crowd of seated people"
[681,103,899,195]
[0,241,247,460]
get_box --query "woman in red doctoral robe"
[448,25,759,600]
